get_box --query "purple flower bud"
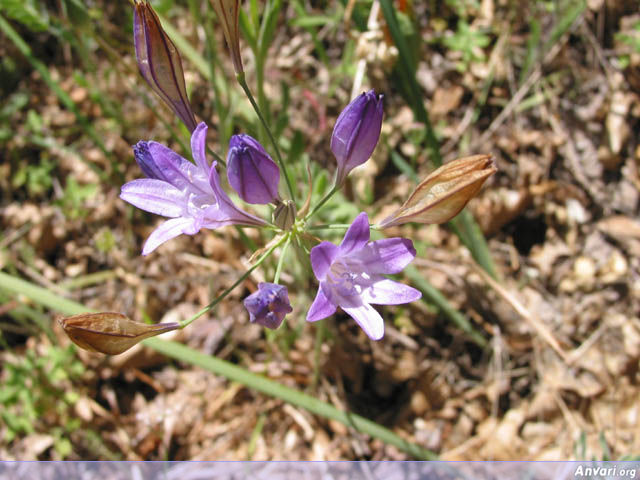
[134,1,197,132]
[227,134,280,204]
[331,90,384,186]
[243,283,292,329]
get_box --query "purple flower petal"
[191,122,210,174]
[120,179,186,217]
[342,303,384,340]
[338,211,370,256]
[307,288,337,322]
[142,217,199,255]
[134,141,164,180]
[305,211,420,340]
[361,279,421,305]
[310,242,340,281]
[350,237,416,274]
[147,141,210,195]
[207,164,268,227]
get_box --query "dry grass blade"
[469,261,569,362]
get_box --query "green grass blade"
[0,271,437,460]
[544,0,586,53]
[404,266,487,348]
[145,337,438,460]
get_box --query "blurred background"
[1,0,639,461]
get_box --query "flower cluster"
[64,1,495,355]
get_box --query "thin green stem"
[255,56,267,140]
[307,223,352,231]
[304,185,339,221]
[207,145,226,168]
[179,236,284,329]
[236,73,296,201]
[273,233,292,283]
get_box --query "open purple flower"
[244,283,292,329]
[120,122,267,255]
[331,90,384,186]
[307,212,421,340]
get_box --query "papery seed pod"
[273,200,296,231]
[209,0,243,74]
[331,90,384,186]
[243,283,292,329]
[134,0,197,132]
[227,134,280,204]
[378,154,497,228]
[58,312,179,355]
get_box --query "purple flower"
[307,212,421,340]
[227,134,280,205]
[134,1,197,132]
[331,90,384,186]
[244,283,292,329]
[120,122,267,255]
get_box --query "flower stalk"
[236,72,296,202]
[179,235,285,329]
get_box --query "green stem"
[236,73,295,202]
[207,145,226,168]
[179,237,284,329]
[0,270,438,460]
[273,234,291,283]
[304,185,339,221]
[255,56,267,138]
[307,223,352,231]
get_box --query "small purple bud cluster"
[244,283,293,329]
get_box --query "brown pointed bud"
[378,154,497,228]
[273,200,296,231]
[134,1,197,132]
[209,0,243,74]
[58,312,179,355]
